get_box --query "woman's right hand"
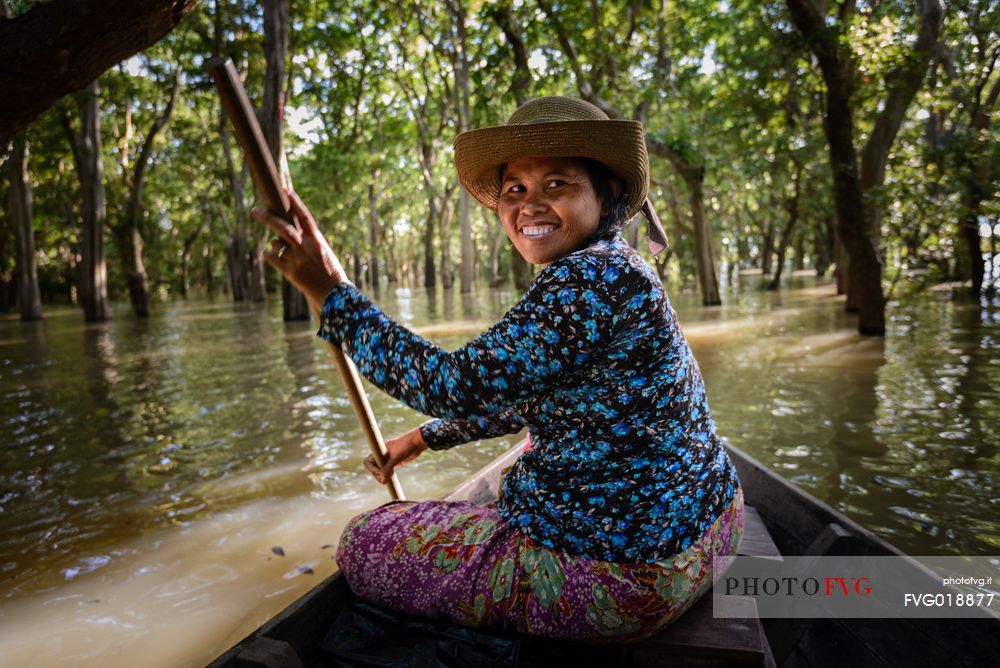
[365,426,428,485]
[253,189,349,313]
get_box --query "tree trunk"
[652,248,672,282]
[486,211,504,288]
[959,184,986,292]
[262,0,307,318]
[785,0,941,335]
[686,172,721,306]
[760,221,775,275]
[511,247,532,290]
[70,82,111,322]
[120,225,150,317]
[60,198,79,305]
[489,0,533,292]
[834,229,848,296]
[117,73,179,318]
[209,10,258,306]
[735,222,747,273]
[0,0,200,145]
[204,241,215,297]
[249,253,266,302]
[423,198,437,288]
[793,233,805,271]
[990,228,998,291]
[180,208,208,299]
[367,182,381,294]
[646,139,721,306]
[956,74,999,292]
[768,163,803,290]
[439,195,455,288]
[7,133,42,320]
[0,220,10,313]
[459,190,475,292]
[226,234,250,301]
[815,213,835,277]
[352,248,363,286]
[219,115,259,304]
[447,0,475,294]
[180,250,191,298]
[489,1,531,106]
[383,226,399,283]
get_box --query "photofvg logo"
[722,574,872,597]
[711,556,999,619]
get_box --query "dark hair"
[496,157,632,246]
[578,158,631,245]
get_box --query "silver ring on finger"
[277,242,289,259]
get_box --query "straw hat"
[453,96,650,218]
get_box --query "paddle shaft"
[206,57,404,501]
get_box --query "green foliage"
[5,0,996,311]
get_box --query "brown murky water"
[1,277,997,666]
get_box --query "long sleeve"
[317,253,614,422]
[316,236,739,562]
[419,407,526,451]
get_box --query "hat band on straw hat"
[454,96,668,256]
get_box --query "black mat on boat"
[320,595,520,667]
[319,594,627,668]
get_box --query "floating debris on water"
[147,457,177,474]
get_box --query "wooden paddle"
[207,56,404,501]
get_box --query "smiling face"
[497,156,604,267]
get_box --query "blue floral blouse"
[318,235,739,563]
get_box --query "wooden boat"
[208,442,1000,667]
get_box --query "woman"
[253,96,743,642]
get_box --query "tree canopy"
[1,0,997,334]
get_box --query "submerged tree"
[63,82,112,322]
[5,132,42,320]
[785,0,944,334]
[924,0,1000,293]
[114,71,181,318]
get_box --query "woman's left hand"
[253,189,348,313]
[364,426,428,485]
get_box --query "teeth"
[522,225,556,237]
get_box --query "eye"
[502,183,525,195]
[547,179,567,188]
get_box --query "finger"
[252,207,302,245]
[364,456,383,481]
[288,190,322,237]
[262,250,291,276]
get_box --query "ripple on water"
[62,555,112,581]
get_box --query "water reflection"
[0,279,997,666]
[691,281,999,555]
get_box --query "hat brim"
[454,120,649,218]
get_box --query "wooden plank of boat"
[208,441,1000,667]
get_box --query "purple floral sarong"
[335,487,743,643]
